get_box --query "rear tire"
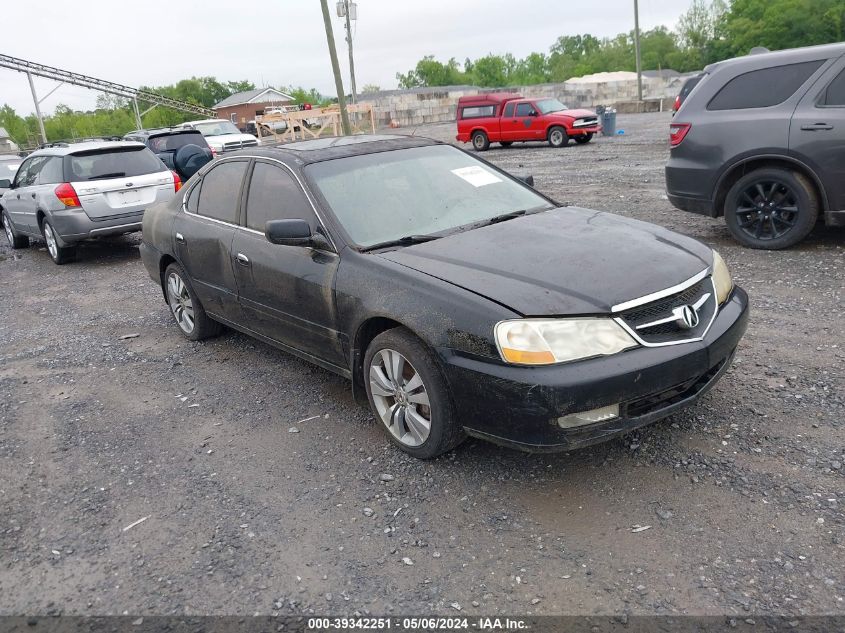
[574,133,593,145]
[42,220,76,265]
[164,262,222,341]
[724,168,818,250]
[364,327,465,459]
[471,131,490,152]
[548,126,568,148]
[2,210,28,249]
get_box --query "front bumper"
[441,287,749,452]
[49,208,144,243]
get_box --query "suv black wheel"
[164,262,222,341]
[42,220,76,264]
[548,126,568,148]
[364,327,465,459]
[724,168,818,250]
[2,210,28,249]
[471,131,490,152]
[574,133,593,145]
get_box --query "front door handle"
[236,253,250,266]
[800,123,834,131]
[175,232,185,244]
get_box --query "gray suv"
[0,140,179,264]
[666,43,845,249]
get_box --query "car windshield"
[306,144,554,248]
[193,121,241,137]
[536,99,568,114]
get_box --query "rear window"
[707,60,824,111]
[66,147,165,181]
[148,133,208,153]
[821,67,845,106]
[680,75,702,98]
[461,105,495,119]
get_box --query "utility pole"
[321,0,351,135]
[26,71,47,144]
[343,0,357,104]
[633,0,643,103]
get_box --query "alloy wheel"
[43,223,58,260]
[734,180,799,241]
[550,129,563,145]
[167,272,195,334]
[368,348,432,447]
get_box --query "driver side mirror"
[0,179,11,189]
[265,218,331,250]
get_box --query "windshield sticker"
[451,165,502,188]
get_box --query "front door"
[513,101,542,141]
[789,58,845,212]
[173,159,248,323]
[232,159,344,367]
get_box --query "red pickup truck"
[455,93,601,151]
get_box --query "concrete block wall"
[359,75,689,127]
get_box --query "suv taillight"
[171,171,182,192]
[55,183,81,207]
[669,123,691,147]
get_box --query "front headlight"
[495,318,638,366]
[712,250,734,305]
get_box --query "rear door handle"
[30,193,35,199]
[175,232,185,244]
[236,253,250,266]
[801,123,833,131]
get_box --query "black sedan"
[140,135,748,458]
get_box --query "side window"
[196,160,247,224]
[35,157,64,185]
[461,105,495,119]
[245,162,314,232]
[12,158,33,188]
[503,102,515,117]
[515,102,536,117]
[821,67,845,106]
[17,157,48,187]
[708,60,825,111]
[185,181,201,214]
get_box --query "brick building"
[212,88,295,130]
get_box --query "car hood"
[379,207,713,316]
[204,133,258,145]
[551,109,599,120]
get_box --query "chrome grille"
[222,139,258,151]
[573,117,599,128]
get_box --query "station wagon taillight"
[54,183,81,207]
[171,171,182,193]
[669,123,691,147]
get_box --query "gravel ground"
[0,112,843,618]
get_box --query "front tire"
[500,141,513,147]
[42,220,76,264]
[364,327,465,459]
[548,126,568,148]
[724,168,818,250]
[2,210,28,249]
[574,133,593,145]
[471,131,490,152]
[164,262,222,341]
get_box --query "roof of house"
[213,87,295,109]
[0,127,10,139]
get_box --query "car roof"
[226,134,441,164]
[704,42,845,74]
[31,140,147,157]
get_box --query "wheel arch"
[158,254,178,303]
[714,155,827,219]
[350,316,417,406]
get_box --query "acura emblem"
[674,304,700,330]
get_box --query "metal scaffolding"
[0,53,217,143]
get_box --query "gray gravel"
[0,112,843,617]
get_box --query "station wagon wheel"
[364,328,465,459]
[574,133,593,144]
[724,168,818,250]
[471,131,490,151]
[41,220,75,264]
[2,210,28,249]
[548,126,568,148]
[163,262,222,341]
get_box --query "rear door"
[4,156,39,232]
[789,56,845,212]
[67,146,174,219]
[173,159,247,322]
[231,159,344,367]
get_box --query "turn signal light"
[500,348,556,365]
[171,171,182,192]
[54,183,81,207]
[669,123,691,147]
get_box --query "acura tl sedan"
[140,135,749,459]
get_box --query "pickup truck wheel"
[2,210,28,249]
[364,327,465,459]
[42,220,76,265]
[574,133,593,144]
[548,126,568,148]
[471,131,490,151]
[164,263,222,340]
[499,141,513,147]
[724,168,818,250]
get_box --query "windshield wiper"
[90,172,126,180]
[486,209,528,225]
[363,234,441,251]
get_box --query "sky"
[0,0,696,117]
